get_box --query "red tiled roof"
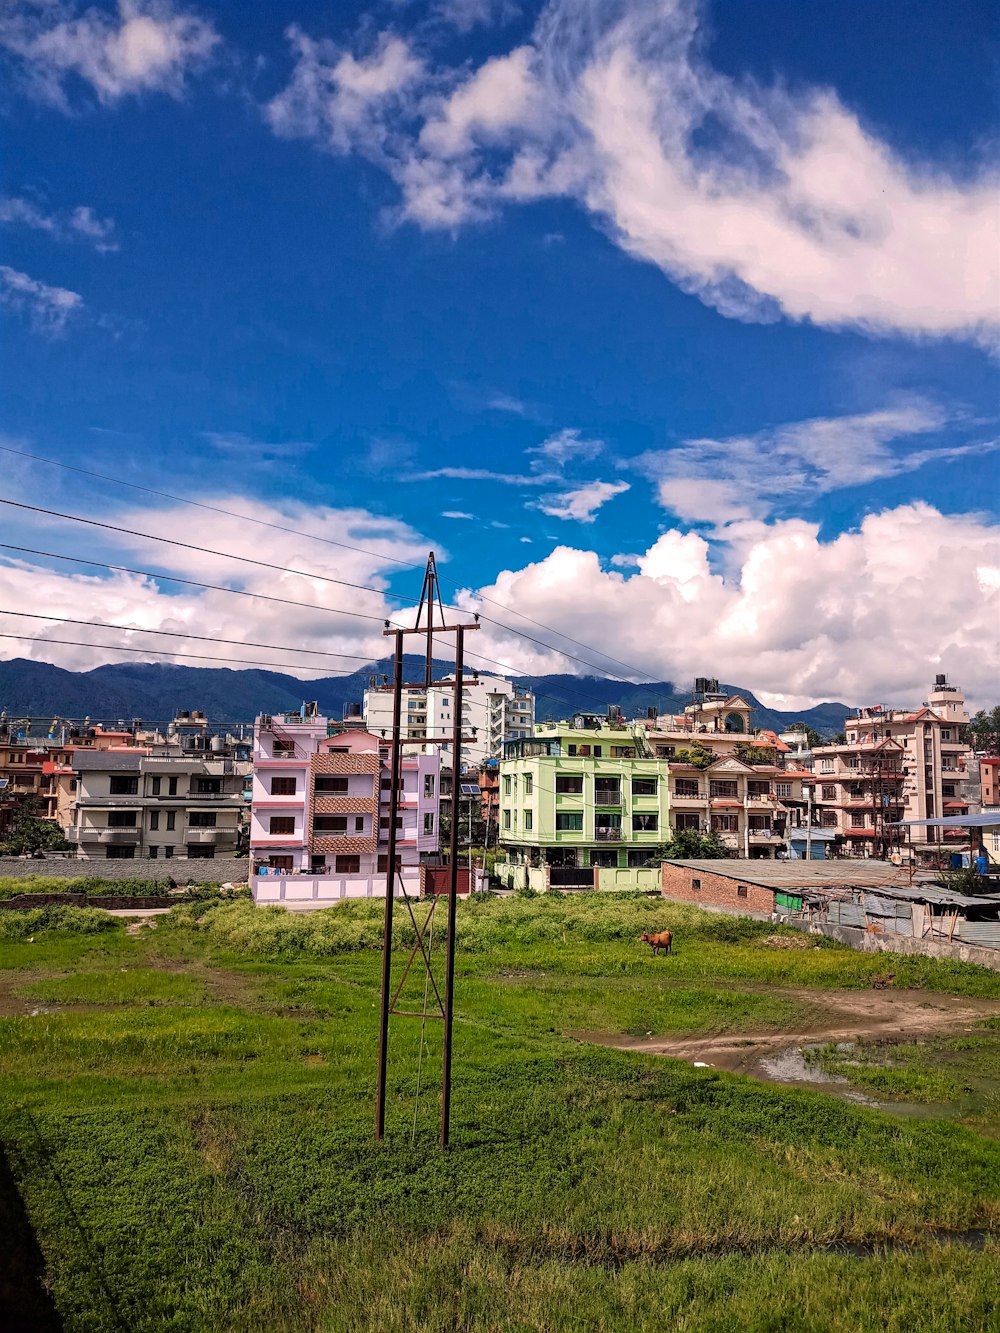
[845,828,875,837]
[943,800,969,809]
[711,799,743,808]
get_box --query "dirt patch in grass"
[569,988,1000,1078]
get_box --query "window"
[747,781,770,797]
[627,850,649,868]
[632,813,658,832]
[355,817,365,832]
[691,877,701,890]
[567,744,577,757]
[942,729,951,741]
[851,813,867,828]
[379,816,403,830]
[503,810,511,829]
[105,845,135,858]
[109,775,138,795]
[523,811,533,831]
[168,777,178,796]
[149,811,160,831]
[709,781,738,798]
[269,816,295,834]
[656,745,676,758]
[555,812,583,831]
[675,813,701,830]
[775,783,791,798]
[675,778,699,797]
[611,746,635,758]
[335,855,360,874]
[942,784,956,798]
[555,775,584,795]
[821,785,836,801]
[524,774,533,796]
[166,811,176,831]
[164,845,174,858]
[315,776,349,794]
[272,776,297,796]
[423,773,435,797]
[594,777,621,803]
[268,855,292,870]
[196,778,221,795]
[377,855,402,872]
[593,747,602,758]
[149,846,158,858]
[187,845,216,859]
[314,816,348,833]
[423,813,434,834]
[189,812,217,828]
[151,776,161,796]
[503,776,512,796]
[107,811,137,827]
[820,759,834,774]
[737,885,748,899]
[711,814,738,832]
[821,810,838,827]
[632,777,658,797]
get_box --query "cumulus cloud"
[0,0,218,107]
[266,0,1000,348]
[632,401,998,527]
[456,503,1000,707]
[0,494,431,675]
[0,265,82,336]
[0,195,118,250]
[532,478,630,522]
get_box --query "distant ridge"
[0,657,852,736]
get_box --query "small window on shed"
[691,877,701,890]
[737,885,748,898]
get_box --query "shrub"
[0,905,120,937]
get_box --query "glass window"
[166,812,176,831]
[196,778,221,794]
[149,846,158,858]
[149,811,159,830]
[314,816,348,832]
[775,783,791,798]
[315,776,349,794]
[424,813,434,834]
[675,779,700,797]
[503,810,511,828]
[109,775,138,795]
[151,777,161,796]
[335,855,360,874]
[594,777,621,803]
[107,811,137,827]
[632,813,658,831]
[168,777,178,796]
[524,774,533,795]
[269,816,296,834]
[272,776,297,795]
[164,845,174,857]
[631,777,658,796]
[709,781,738,798]
[189,812,216,828]
[524,811,533,830]
[423,773,435,797]
[555,775,584,794]
[555,812,583,831]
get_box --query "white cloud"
[632,401,996,527]
[409,465,555,485]
[528,427,603,468]
[435,0,520,32]
[532,478,630,522]
[0,493,431,675]
[442,510,476,519]
[0,265,82,336]
[202,432,316,467]
[0,195,118,251]
[457,503,1000,707]
[0,0,219,107]
[267,0,1000,348]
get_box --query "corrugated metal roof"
[664,858,938,889]
[892,812,1000,828]
[72,751,143,772]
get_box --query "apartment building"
[363,673,534,767]
[250,708,440,904]
[812,675,974,861]
[498,715,670,884]
[68,750,250,859]
[668,754,811,858]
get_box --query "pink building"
[250,708,441,907]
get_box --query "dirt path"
[568,987,1000,1077]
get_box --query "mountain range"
[0,657,852,737]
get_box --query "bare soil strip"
[568,988,1000,1077]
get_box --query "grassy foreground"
[0,892,998,1332]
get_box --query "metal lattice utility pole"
[374,553,478,1149]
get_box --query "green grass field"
[1,892,998,1332]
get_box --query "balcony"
[185,828,219,844]
[71,827,142,844]
[594,827,622,841]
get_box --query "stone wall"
[0,857,249,884]
[661,863,774,916]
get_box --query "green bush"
[0,876,177,899]
[0,905,120,937]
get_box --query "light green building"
[498,714,670,888]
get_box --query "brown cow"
[640,929,673,956]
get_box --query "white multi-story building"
[250,707,442,907]
[363,674,534,768]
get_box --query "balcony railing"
[594,827,622,841]
[71,827,142,843]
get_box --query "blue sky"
[0,0,997,708]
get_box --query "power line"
[0,632,356,674]
[0,608,375,661]
[0,543,392,625]
[0,445,666,683]
[0,441,422,572]
[0,498,423,609]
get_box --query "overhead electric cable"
[0,633,355,674]
[0,445,667,683]
[0,441,422,572]
[0,608,374,661]
[0,543,393,625]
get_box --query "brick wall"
[661,864,774,916]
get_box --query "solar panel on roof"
[459,784,481,796]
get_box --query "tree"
[787,722,822,748]
[0,799,73,855]
[733,742,777,765]
[968,705,1000,756]
[675,739,714,769]
[643,827,730,864]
